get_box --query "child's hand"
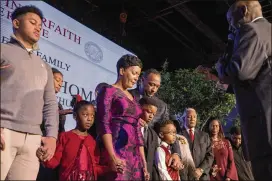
[36,147,45,161]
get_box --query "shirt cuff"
[45,129,58,139]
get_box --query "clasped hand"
[110,156,126,174]
[211,164,221,177]
[143,166,150,181]
[194,168,204,180]
[36,137,56,162]
[169,153,184,170]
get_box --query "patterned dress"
[211,139,238,181]
[96,85,144,181]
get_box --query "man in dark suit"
[129,68,169,126]
[129,69,182,170]
[216,1,272,180]
[180,108,214,180]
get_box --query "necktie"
[189,129,194,142]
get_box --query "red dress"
[211,139,238,181]
[43,131,110,181]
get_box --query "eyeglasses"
[163,131,177,136]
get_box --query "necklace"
[211,136,219,142]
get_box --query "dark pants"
[251,155,272,181]
[36,164,59,181]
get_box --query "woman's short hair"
[116,54,143,75]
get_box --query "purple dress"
[96,85,144,180]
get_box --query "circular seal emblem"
[84,41,103,63]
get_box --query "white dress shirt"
[155,141,173,181]
[186,127,195,136]
[141,126,144,136]
[26,48,33,53]
[251,16,263,22]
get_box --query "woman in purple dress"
[96,54,149,181]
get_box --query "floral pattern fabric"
[96,85,144,181]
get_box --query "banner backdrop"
[1,0,134,130]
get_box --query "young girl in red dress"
[37,100,110,181]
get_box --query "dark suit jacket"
[218,18,272,160]
[144,126,160,181]
[129,88,169,126]
[129,88,182,157]
[181,128,214,180]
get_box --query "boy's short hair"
[73,100,93,115]
[11,5,44,20]
[139,96,158,108]
[155,120,176,134]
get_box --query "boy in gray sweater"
[0,5,58,180]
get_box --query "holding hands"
[169,154,184,170]
[110,155,126,174]
[36,147,46,161]
[36,137,57,162]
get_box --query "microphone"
[222,33,235,64]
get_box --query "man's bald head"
[227,0,262,30]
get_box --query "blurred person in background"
[229,127,254,180]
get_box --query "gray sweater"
[1,36,59,139]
